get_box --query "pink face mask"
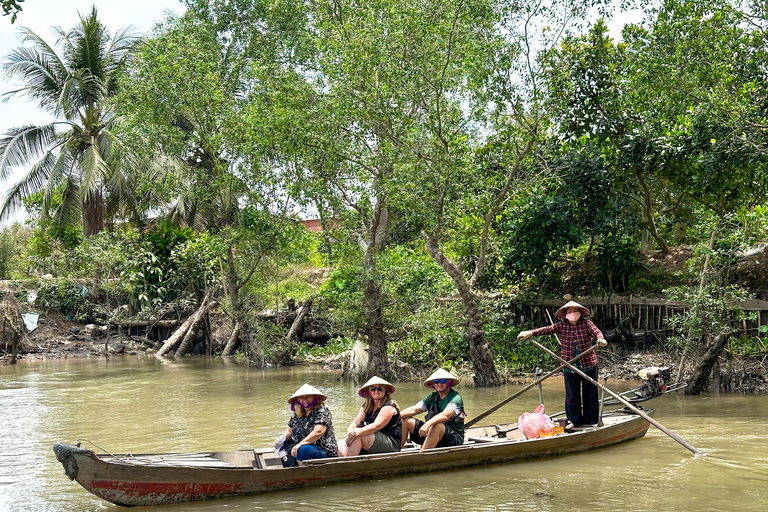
[566,311,581,323]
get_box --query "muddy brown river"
[1,356,766,511]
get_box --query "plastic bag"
[518,404,554,439]
[22,313,39,332]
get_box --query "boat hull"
[54,409,652,507]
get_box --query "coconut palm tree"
[0,6,138,235]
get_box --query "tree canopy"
[2,0,767,384]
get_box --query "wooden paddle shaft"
[527,338,703,456]
[465,344,599,428]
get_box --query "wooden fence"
[505,296,768,349]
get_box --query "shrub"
[35,280,92,321]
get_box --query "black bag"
[277,441,299,467]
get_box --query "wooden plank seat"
[466,436,509,443]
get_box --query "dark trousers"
[564,366,599,426]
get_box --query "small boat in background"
[53,407,652,507]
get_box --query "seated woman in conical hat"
[338,376,402,456]
[400,368,465,450]
[517,301,607,427]
[274,383,337,466]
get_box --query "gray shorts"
[362,431,400,454]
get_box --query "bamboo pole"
[527,338,703,455]
[465,345,599,428]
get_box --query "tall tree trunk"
[360,200,391,379]
[685,328,734,395]
[316,200,334,259]
[424,235,501,387]
[83,189,105,236]
[6,317,19,365]
[635,171,669,253]
[362,259,389,379]
[224,248,241,312]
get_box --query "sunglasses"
[369,386,384,392]
[433,379,448,384]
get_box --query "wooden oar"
[527,338,703,456]
[465,344,599,428]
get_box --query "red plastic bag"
[518,404,553,439]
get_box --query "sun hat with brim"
[555,300,590,317]
[424,368,460,387]
[288,383,326,402]
[358,376,395,397]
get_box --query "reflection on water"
[1,356,767,511]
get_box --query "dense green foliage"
[3,0,768,376]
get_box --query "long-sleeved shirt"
[530,317,604,370]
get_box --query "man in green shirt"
[401,369,465,450]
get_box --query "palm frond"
[0,149,59,222]
[59,69,107,121]
[98,132,136,210]
[100,125,138,170]
[107,25,141,63]
[168,194,199,229]
[67,7,108,80]
[53,175,83,228]
[2,45,64,114]
[15,25,68,75]
[0,123,64,179]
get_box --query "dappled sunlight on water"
[1,357,767,511]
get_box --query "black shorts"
[410,419,463,447]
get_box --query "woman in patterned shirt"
[274,383,338,465]
[518,301,607,427]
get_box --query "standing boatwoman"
[517,301,607,427]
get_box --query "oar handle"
[527,338,703,456]
[465,344,599,428]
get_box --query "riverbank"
[8,313,766,393]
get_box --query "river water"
[1,356,766,512]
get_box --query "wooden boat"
[53,407,652,507]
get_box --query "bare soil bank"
[7,316,766,393]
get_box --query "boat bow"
[53,443,92,481]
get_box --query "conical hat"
[424,368,460,387]
[288,383,326,402]
[556,300,590,317]
[358,376,396,397]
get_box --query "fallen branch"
[156,315,196,356]
[156,287,219,357]
[130,336,163,350]
[174,306,208,357]
[221,322,241,357]
[286,299,313,342]
[686,328,735,394]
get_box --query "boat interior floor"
[92,411,634,470]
